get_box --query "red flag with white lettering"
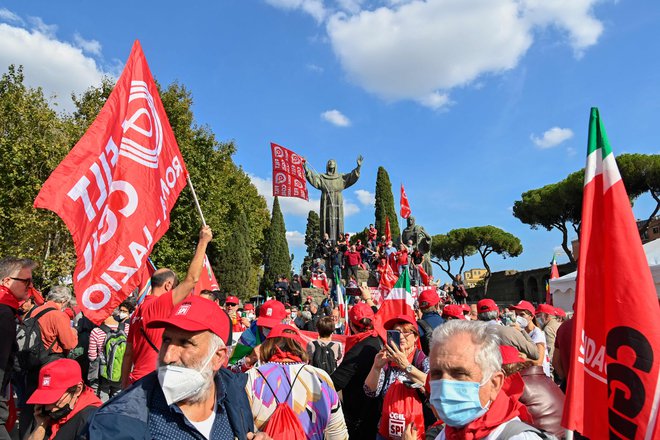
[400,184,411,219]
[34,40,188,324]
[193,254,220,294]
[562,108,660,439]
[271,143,308,200]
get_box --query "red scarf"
[344,329,379,354]
[268,346,303,363]
[0,286,19,311]
[501,373,533,424]
[50,388,101,438]
[444,390,527,440]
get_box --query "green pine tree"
[260,197,291,294]
[216,208,252,300]
[302,210,320,273]
[374,166,400,241]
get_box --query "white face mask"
[247,313,256,321]
[516,316,529,329]
[157,350,214,406]
[290,312,297,320]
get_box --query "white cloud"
[321,109,351,127]
[566,146,577,157]
[0,15,110,112]
[249,173,360,217]
[286,230,306,247]
[306,63,324,73]
[0,8,22,24]
[531,127,574,149]
[355,189,375,207]
[266,0,605,107]
[265,0,327,22]
[73,32,102,56]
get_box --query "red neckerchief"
[269,346,303,363]
[50,388,101,438]
[501,373,533,424]
[0,286,19,311]
[444,389,527,440]
[344,329,379,353]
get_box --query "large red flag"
[271,143,308,200]
[34,41,188,324]
[400,184,411,219]
[562,108,660,439]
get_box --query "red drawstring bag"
[256,366,307,440]
[378,378,425,440]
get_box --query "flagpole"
[186,174,207,227]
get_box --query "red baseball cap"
[148,296,231,344]
[225,296,239,305]
[349,302,375,328]
[499,345,526,365]
[461,304,471,313]
[477,299,498,313]
[384,314,418,331]
[256,299,287,329]
[510,300,535,316]
[535,303,556,316]
[267,323,306,347]
[442,304,466,320]
[243,303,255,311]
[554,307,566,318]
[27,359,82,404]
[418,290,440,308]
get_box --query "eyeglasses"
[396,330,417,338]
[10,277,32,286]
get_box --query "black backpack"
[311,340,338,374]
[417,319,434,356]
[16,307,58,371]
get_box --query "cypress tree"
[216,208,251,300]
[302,210,320,273]
[260,197,291,294]
[374,166,400,241]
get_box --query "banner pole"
[186,174,207,227]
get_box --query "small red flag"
[271,143,308,200]
[34,41,188,324]
[562,108,660,439]
[193,254,219,294]
[400,184,411,219]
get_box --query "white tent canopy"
[549,239,660,313]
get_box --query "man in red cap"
[535,304,560,360]
[26,358,101,440]
[88,296,268,440]
[330,300,382,440]
[417,289,444,355]
[442,304,466,321]
[122,226,213,388]
[224,296,248,333]
[475,298,540,363]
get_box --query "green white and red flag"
[335,271,350,335]
[373,268,416,342]
[562,108,660,439]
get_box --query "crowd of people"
[0,226,574,439]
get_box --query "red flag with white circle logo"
[271,143,308,200]
[34,40,188,324]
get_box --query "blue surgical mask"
[430,378,491,427]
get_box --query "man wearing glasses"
[0,256,37,440]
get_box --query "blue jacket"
[87,368,254,439]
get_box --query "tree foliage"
[430,229,476,282]
[260,197,291,294]
[374,166,400,241]
[616,153,660,236]
[464,226,522,293]
[216,208,252,299]
[0,65,269,294]
[302,210,320,273]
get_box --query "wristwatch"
[405,363,413,373]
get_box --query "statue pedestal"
[301,287,327,305]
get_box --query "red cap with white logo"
[148,296,231,344]
[27,359,82,404]
[256,299,287,329]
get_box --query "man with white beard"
[87,296,270,440]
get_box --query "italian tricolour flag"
[562,108,660,439]
[373,268,416,341]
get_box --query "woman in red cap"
[511,300,551,377]
[26,358,101,440]
[245,324,348,439]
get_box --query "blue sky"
[1,1,659,280]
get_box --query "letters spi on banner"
[271,142,308,200]
[34,40,188,324]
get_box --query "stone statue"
[304,156,363,243]
[401,216,433,276]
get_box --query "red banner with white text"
[271,142,308,200]
[34,40,188,324]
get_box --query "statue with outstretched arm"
[304,155,363,243]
